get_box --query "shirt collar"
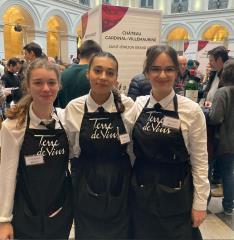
[148,89,175,108]
[86,91,115,112]
[29,102,59,127]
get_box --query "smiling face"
[87,56,118,97]
[27,68,59,107]
[146,52,178,100]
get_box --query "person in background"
[207,59,234,216]
[0,60,5,78]
[48,56,56,64]
[203,46,229,198]
[65,51,134,239]
[23,42,43,62]
[0,58,73,239]
[194,60,204,81]
[0,85,7,126]
[127,47,154,101]
[1,57,22,107]
[174,55,190,95]
[204,46,229,106]
[58,40,102,108]
[131,45,209,239]
[186,59,203,102]
[18,42,44,94]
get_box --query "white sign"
[82,4,162,94]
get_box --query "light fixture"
[14,23,22,32]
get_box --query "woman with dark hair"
[0,58,73,239]
[131,45,209,239]
[64,51,134,239]
[208,59,234,215]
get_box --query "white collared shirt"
[0,103,65,222]
[134,90,210,211]
[64,91,135,159]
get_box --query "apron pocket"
[77,182,124,220]
[45,192,73,239]
[131,173,155,213]
[13,199,42,238]
[157,173,193,216]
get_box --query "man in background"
[23,42,43,62]
[174,55,190,95]
[57,40,102,108]
[204,46,229,198]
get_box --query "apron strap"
[173,94,178,113]
[53,108,65,130]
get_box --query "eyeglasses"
[149,66,177,76]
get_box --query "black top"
[1,71,22,104]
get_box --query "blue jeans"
[216,154,234,210]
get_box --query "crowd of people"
[0,40,233,240]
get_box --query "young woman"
[131,45,210,239]
[0,58,73,239]
[208,59,234,215]
[64,51,134,239]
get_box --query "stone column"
[228,0,234,8]
[203,0,209,10]
[33,29,47,54]
[64,34,77,64]
[165,0,172,15]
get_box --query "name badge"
[119,133,130,145]
[162,116,180,130]
[25,155,44,166]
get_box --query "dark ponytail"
[112,87,125,113]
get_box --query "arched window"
[202,24,229,48]
[202,24,229,47]
[167,27,189,51]
[47,16,67,60]
[3,6,34,59]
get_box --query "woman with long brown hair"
[0,58,73,239]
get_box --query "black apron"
[131,95,202,240]
[74,102,131,239]
[12,111,73,239]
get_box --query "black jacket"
[1,71,22,104]
[127,73,151,101]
